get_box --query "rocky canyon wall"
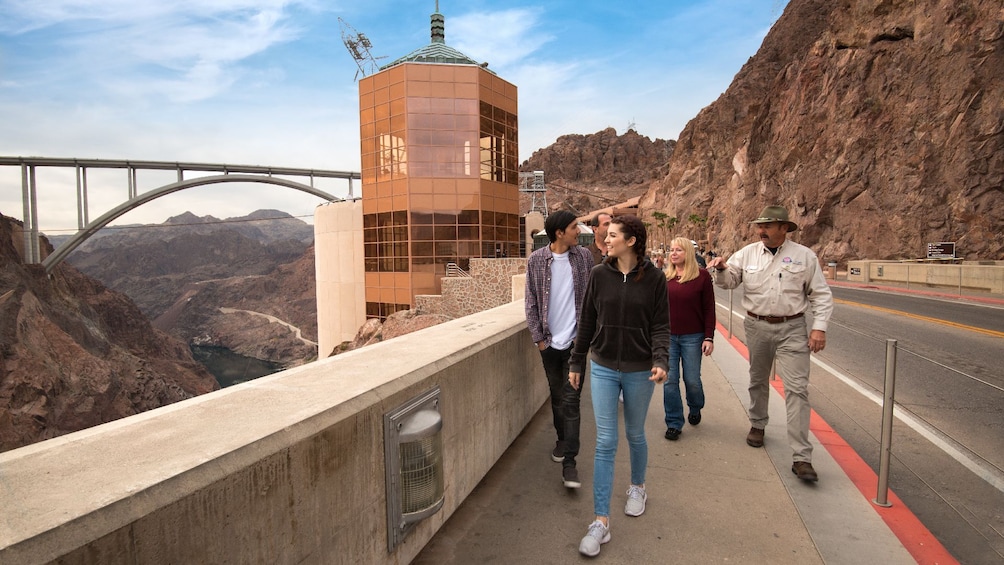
[640,0,1003,262]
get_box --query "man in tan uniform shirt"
[708,205,833,482]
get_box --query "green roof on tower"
[380,5,495,74]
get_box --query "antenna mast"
[339,17,386,81]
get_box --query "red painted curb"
[716,321,959,565]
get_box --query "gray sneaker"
[624,485,647,516]
[578,519,610,556]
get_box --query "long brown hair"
[608,215,648,281]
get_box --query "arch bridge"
[0,156,361,273]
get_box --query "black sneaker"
[688,412,702,426]
[664,427,681,441]
[551,440,566,463]
[563,465,581,488]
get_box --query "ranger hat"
[751,205,798,232]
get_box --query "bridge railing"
[0,156,361,265]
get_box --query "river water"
[190,345,283,388]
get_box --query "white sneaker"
[624,485,647,516]
[578,519,610,557]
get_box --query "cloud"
[1,0,321,103]
[1,1,790,232]
[448,7,553,70]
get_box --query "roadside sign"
[926,242,956,259]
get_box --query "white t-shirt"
[548,250,576,350]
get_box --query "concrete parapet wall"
[0,302,545,565]
[846,260,1004,294]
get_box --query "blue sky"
[0,0,787,233]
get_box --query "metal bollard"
[873,339,897,507]
[728,289,734,338]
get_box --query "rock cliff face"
[0,214,218,452]
[640,0,1003,262]
[66,212,319,367]
[521,127,674,215]
[154,244,319,364]
[68,212,311,319]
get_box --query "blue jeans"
[662,333,706,429]
[590,360,655,518]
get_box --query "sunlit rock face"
[640,0,1003,262]
[0,213,218,452]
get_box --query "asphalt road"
[713,284,1004,564]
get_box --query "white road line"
[716,301,1004,495]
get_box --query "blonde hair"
[663,236,700,283]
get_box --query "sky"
[0,0,788,235]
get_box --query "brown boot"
[791,461,819,482]
[746,427,764,448]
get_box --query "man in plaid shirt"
[525,210,593,489]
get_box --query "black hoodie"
[569,258,670,375]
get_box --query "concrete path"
[415,334,921,564]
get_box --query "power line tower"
[339,17,386,81]
[519,171,548,216]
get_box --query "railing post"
[873,339,897,507]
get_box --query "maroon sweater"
[666,268,716,338]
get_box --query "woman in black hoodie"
[568,215,670,557]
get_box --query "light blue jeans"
[590,360,656,518]
[662,332,706,429]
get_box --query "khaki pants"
[744,317,813,462]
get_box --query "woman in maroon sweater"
[662,236,716,440]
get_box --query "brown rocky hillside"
[0,213,218,452]
[66,212,319,367]
[521,127,675,216]
[640,0,1003,262]
[153,243,319,364]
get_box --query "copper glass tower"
[358,8,519,319]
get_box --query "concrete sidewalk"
[415,335,918,564]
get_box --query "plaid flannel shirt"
[524,244,593,347]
